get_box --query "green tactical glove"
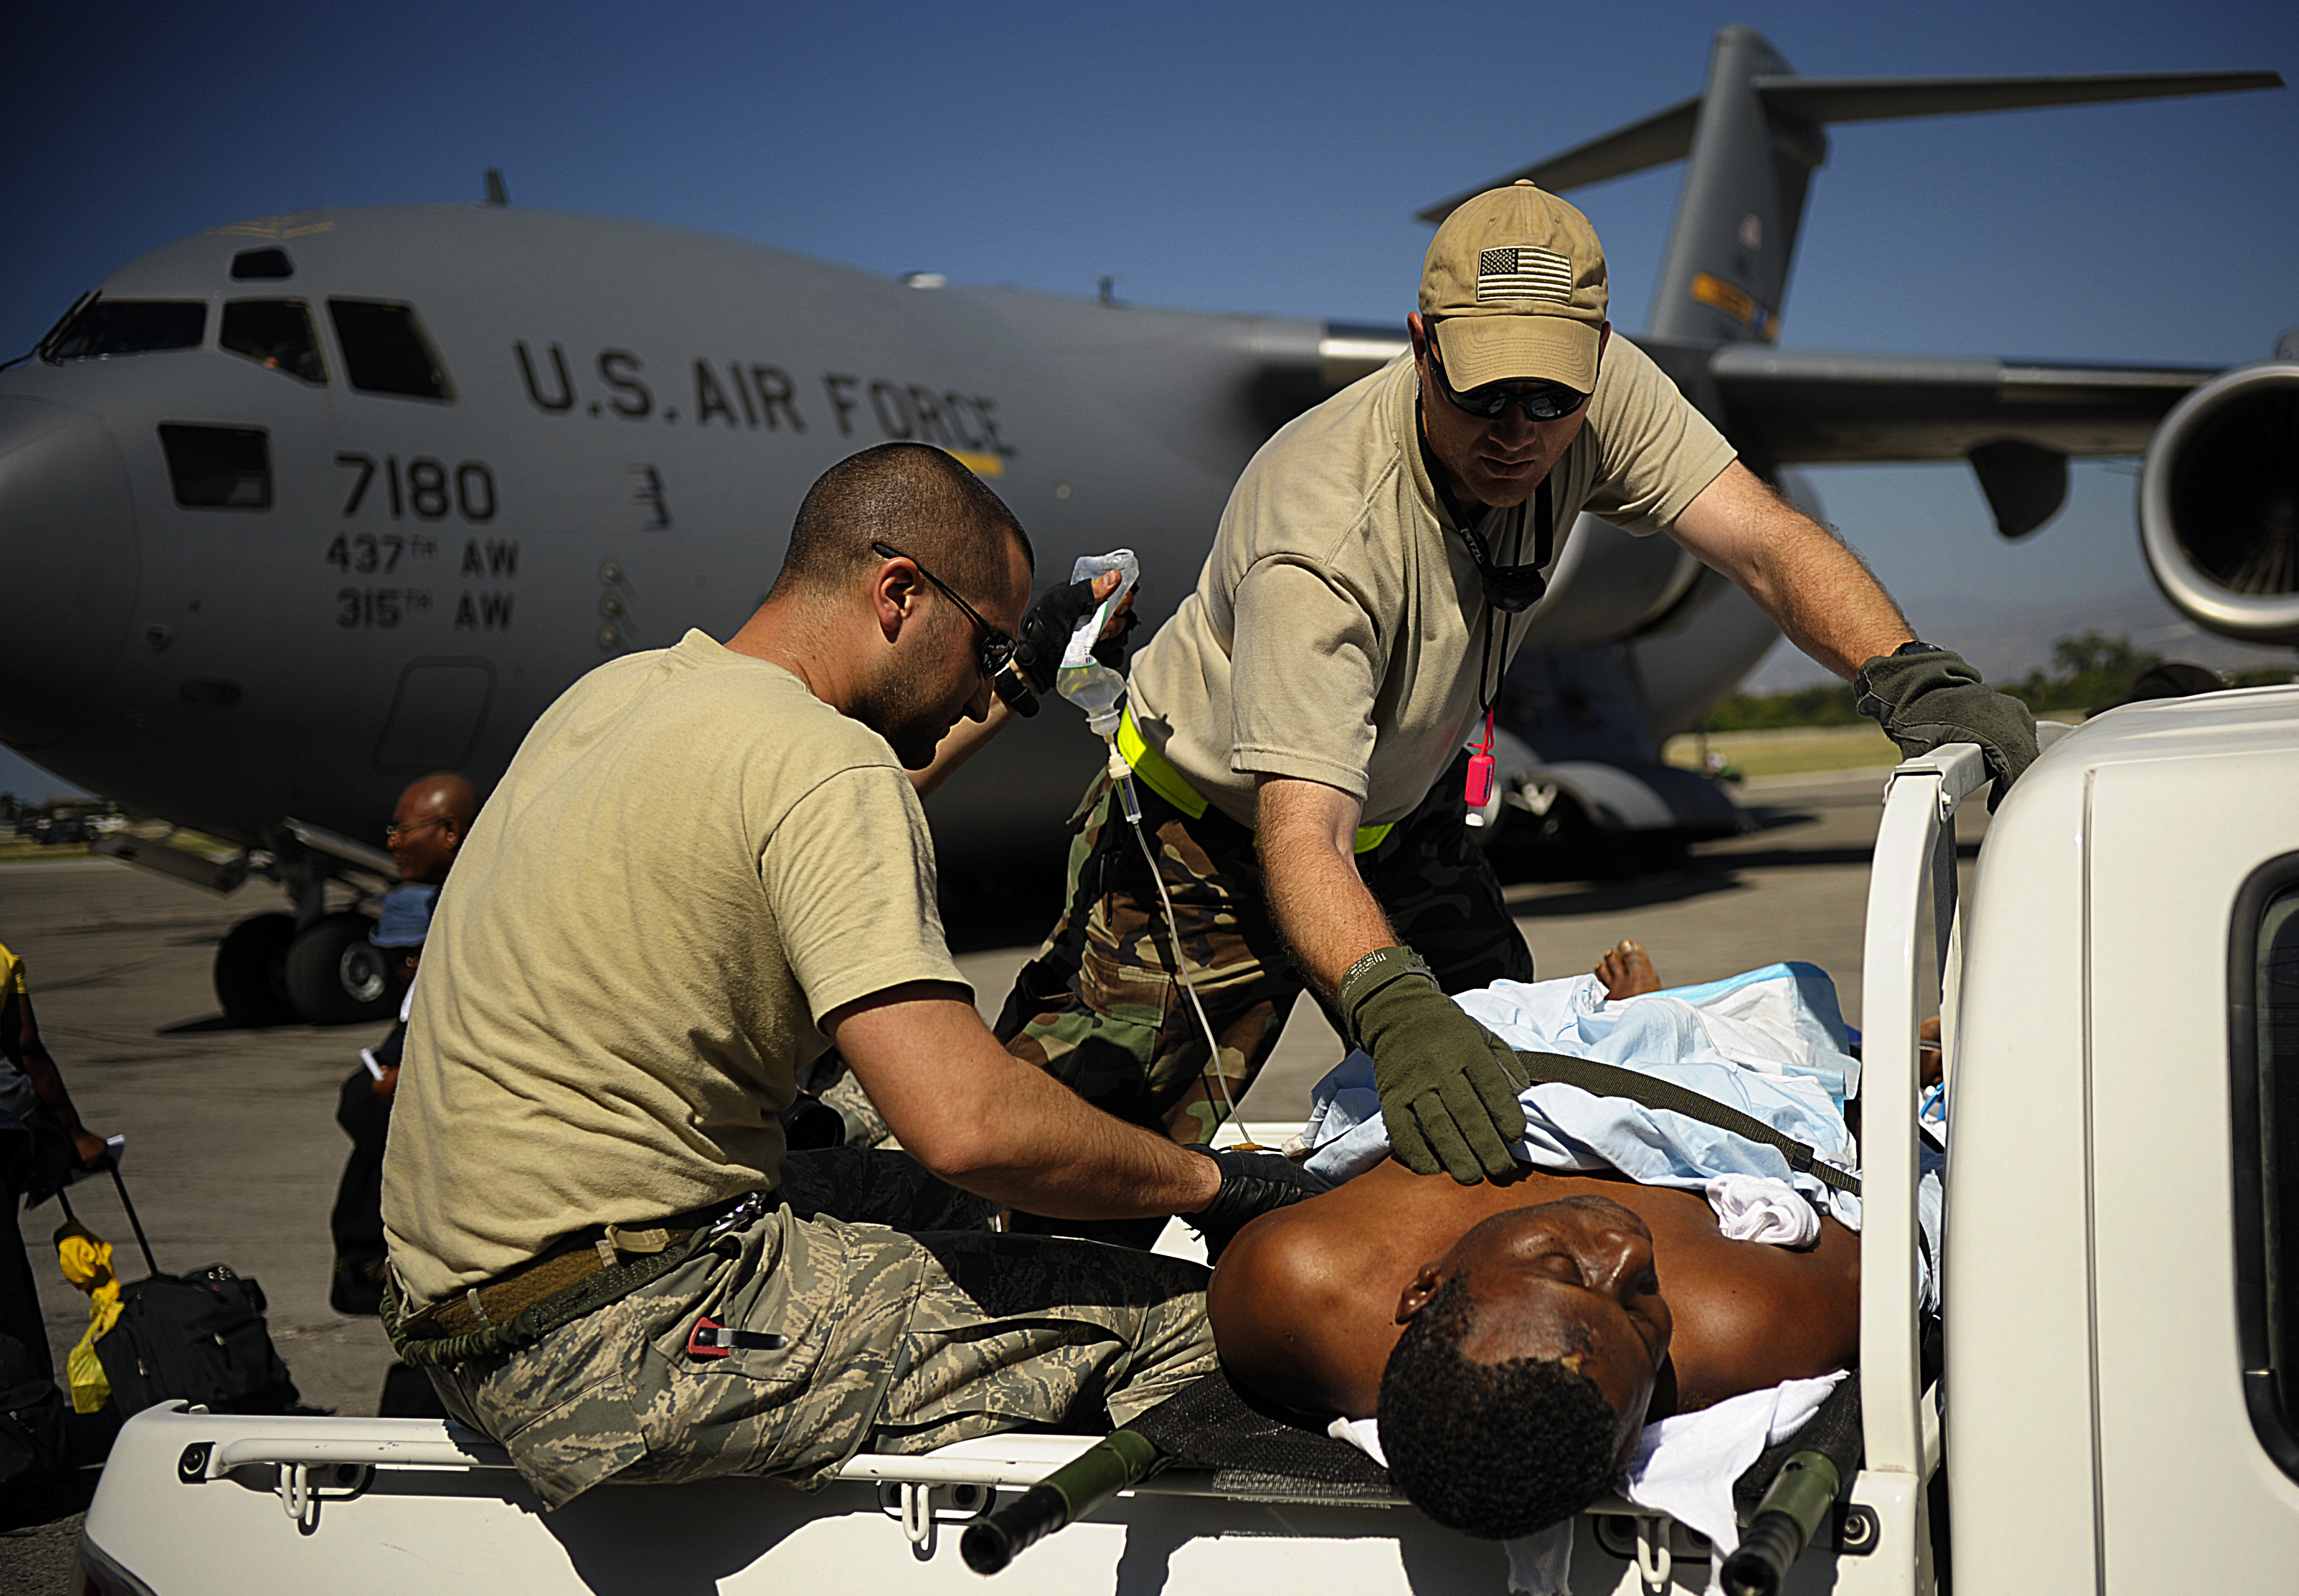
[1854,645,2040,811]
[1337,945,1528,1184]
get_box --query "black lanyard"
[1472,476,1551,716]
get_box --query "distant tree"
[1702,683,1863,732]
[1696,633,2289,735]
[2007,632,2163,714]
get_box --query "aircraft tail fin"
[1414,27,2281,351]
[1413,96,1704,217]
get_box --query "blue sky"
[3,0,2292,797]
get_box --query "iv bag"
[1056,550,1139,737]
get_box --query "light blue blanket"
[1302,962,1942,1311]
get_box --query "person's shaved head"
[771,442,1032,605]
[390,771,478,884]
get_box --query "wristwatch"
[1892,640,1944,657]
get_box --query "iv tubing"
[1111,754,1252,1140]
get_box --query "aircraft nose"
[0,396,141,749]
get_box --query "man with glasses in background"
[997,181,2036,1194]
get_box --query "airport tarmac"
[0,766,1983,1585]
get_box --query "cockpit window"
[230,248,294,280]
[221,300,327,384]
[327,299,453,400]
[44,299,206,361]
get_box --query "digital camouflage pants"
[422,1147,1217,1509]
[995,749,1535,1146]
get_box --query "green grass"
[1663,724,1904,780]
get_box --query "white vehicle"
[72,684,2299,1594]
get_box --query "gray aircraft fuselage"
[0,206,1368,873]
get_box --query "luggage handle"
[71,1158,162,1279]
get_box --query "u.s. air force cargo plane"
[1,27,2288,1026]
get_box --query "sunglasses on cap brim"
[1426,328,1595,424]
[868,540,1040,717]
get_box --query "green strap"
[1513,1050,1861,1198]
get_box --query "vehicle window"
[220,300,327,384]
[2236,863,2299,1476]
[44,299,206,360]
[157,424,271,509]
[326,299,452,400]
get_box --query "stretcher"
[77,741,2024,1596]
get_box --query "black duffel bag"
[72,1165,300,1419]
[96,1264,299,1417]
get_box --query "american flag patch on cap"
[1477,246,1574,304]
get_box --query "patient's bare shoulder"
[1210,1200,1396,1416]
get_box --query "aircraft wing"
[1705,344,2214,463]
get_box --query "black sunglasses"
[1426,328,1595,424]
[868,540,1039,716]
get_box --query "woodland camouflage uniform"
[996,749,1533,1147]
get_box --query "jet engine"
[2139,358,2299,646]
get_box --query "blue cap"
[371,884,440,948]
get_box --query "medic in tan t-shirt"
[380,445,1330,1508]
[997,183,2038,1187]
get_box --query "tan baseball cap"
[1420,180,1608,393]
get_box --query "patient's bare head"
[1379,1196,1672,1538]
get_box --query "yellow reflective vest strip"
[1117,706,1392,854]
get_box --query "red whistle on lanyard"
[1465,707,1497,809]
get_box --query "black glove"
[1011,577,1140,697]
[1089,601,1139,676]
[1338,946,1528,1184]
[1189,1146,1333,1260]
[1010,579,1096,696]
[1854,645,2040,811]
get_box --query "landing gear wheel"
[213,913,297,1028]
[284,911,396,1026]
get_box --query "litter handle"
[1720,1449,1842,1596]
[960,1428,1161,1574]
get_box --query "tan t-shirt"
[383,629,966,1305]
[1125,336,1734,828]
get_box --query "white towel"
[1705,1174,1819,1246]
[1620,1373,1846,1595]
[1330,1371,1847,1596]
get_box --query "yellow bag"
[55,1221,122,1415]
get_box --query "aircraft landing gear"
[282,912,398,1026]
[213,910,397,1026]
[213,913,298,1028]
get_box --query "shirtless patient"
[1208,940,1861,1541]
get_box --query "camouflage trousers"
[996,749,1534,1146]
[422,1147,1217,1509]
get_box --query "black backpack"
[70,1167,300,1419]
